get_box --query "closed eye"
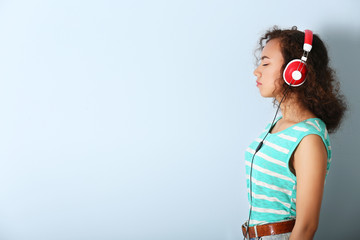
[262,64,269,66]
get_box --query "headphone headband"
[303,29,313,52]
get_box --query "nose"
[253,66,261,78]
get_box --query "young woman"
[242,26,347,240]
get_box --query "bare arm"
[289,134,328,240]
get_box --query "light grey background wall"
[316,27,360,239]
[0,0,359,239]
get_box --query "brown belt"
[242,219,295,238]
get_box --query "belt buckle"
[254,225,258,238]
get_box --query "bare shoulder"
[293,134,328,172]
[296,134,327,156]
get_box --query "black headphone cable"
[243,84,292,240]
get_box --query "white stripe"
[246,147,255,154]
[246,148,287,168]
[255,138,290,154]
[325,128,328,140]
[247,189,291,208]
[306,121,321,131]
[293,126,309,132]
[251,206,289,215]
[315,120,321,129]
[291,198,296,204]
[278,133,297,142]
[245,161,295,183]
[246,175,293,195]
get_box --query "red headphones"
[283,29,313,87]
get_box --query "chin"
[259,87,278,98]
[259,91,273,98]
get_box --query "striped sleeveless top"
[244,116,332,226]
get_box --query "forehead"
[261,38,283,61]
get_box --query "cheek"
[272,67,283,79]
[271,68,284,85]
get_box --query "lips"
[256,81,262,86]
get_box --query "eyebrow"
[261,56,270,60]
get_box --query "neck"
[276,94,316,122]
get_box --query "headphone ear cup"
[283,59,308,87]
